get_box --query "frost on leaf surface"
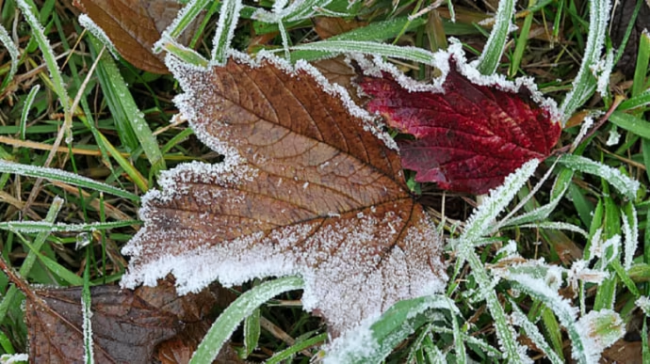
[359,56,562,194]
[121,54,447,334]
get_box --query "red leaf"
[359,59,561,194]
[122,54,447,335]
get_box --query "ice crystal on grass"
[573,310,624,364]
[122,52,447,336]
[78,14,119,59]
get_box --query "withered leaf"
[26,281,227,363]
[73,0,202,74]
[121,54,448,335]
[359,54,561,194]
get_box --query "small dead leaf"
[359,57,561,194]
[74,0,203,74]
[26,281,231,363]
[312,17,368,39]
[122,54,448,336]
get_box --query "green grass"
[1,0,649,362]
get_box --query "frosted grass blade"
[15,0,70,114]
[621,202,638,270]
[475,0,515,75]
[556,154,639,199]
[324,295,458,364]
[189,276,304,364]
[0,197,63,324]
[559,0,611,123]
[291,40,437,65]
[0,160,139,201]
[510,302,563,364]
[154,0,211,53]
[86,36,166,175]
[78,14,118,59]
[211,0,243,65]
[0,24,19,92]
[0,220,141,233]
[20,85,41,141]
[289,17,427,62]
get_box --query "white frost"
[0,354,29,364]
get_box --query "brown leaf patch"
[121,54,447,335]
[26,281,233,363]
[74,0,203,74]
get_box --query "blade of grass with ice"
[510,301,563,364]
[154,0,211,53]
[452,160,540,364]
[211,0,243,65]
[190,276,304,364]
[0,220,141,233]
[0,160,139,201]
[78,14,118,59]
[475,0,515,75]
[20,85,40,141]
[291,40,437,65]
[556,154,639,199]
[559,0,611,122]
[0,24,19,93]
[15,0,70,115]
[86,35,166,176]
[0,197,63,324]
[289,17,426,62]
[325,295,459,364]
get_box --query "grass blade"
[15,0,70,114]
[0,24,20,92]
[475,0,515,75]
[291,40,437,65]
[189,276,304,364]
[86,35,166,175]
[0,160,139,201]
[210,0,243,65]
[559,0,611,122]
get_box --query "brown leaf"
[73,0,202,74]
[122,54,448,335]
[312,17,367,39]
[311,56,360,103]
[26,281,230,363]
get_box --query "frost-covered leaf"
[26,282,230,363]
[121,53,447,335]
[359,57,561,194]
[73,0,204,74]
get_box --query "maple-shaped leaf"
[121,54,448,335]
[359,55,562,194]
[26,281,233,363]
[73,0,203,74]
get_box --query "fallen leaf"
[312,17,368,39]
[26,281,231,363]
[121,54,448,335]
[359,55,561,194]
[73,0,203,74]
[311,56,361,103]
